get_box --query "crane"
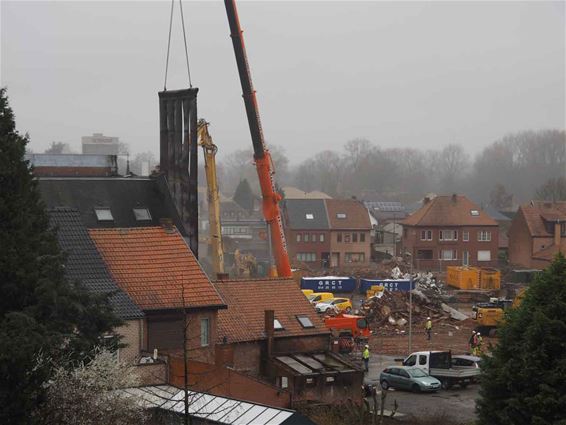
[197,119,225,277]
[223,0,292,278]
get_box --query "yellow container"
[446,266,480,290]
[366,285,385,298]
[480,268,501,290]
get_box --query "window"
[420,230,433,241]
[305,213,314,220]
[297,316,314,328]
[222,226,250,236]
[133,208,151,221]
[311,233,316,242]
[478,231,491,241]
[336,213,347,219]
[296,233,302,242]
[439,230,457,241]
[404,355,416,366]
[319,234,325,242]
[94,208,113,222]
[344,233,351,243]
[304,233,310,242]
[352,233,358,243]
[297,253,316,262]
[274,319,284,331]
[441,249,457,260]
[463,231,469,242]
[478,250,491,261]
[470,210,480,216]
[325,376,335,383]
[280,376,288,389]
[417,249,433,260]
[337,233,342,243]
[200,318,209,347]
[345,252,365,263]
[360,233,365,242]
[419,355,427,366]
[305,377,316,386]
[463,251,470,266]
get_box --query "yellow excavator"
[472,288,526,335]
[197,119,224,277]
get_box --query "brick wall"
[508,210,536,267]
[286,230,331,269]
[273,335,329,354]
[233,342,262,374]
[116,319,142,363]
[135,362,168,386]
[329,230,371,267]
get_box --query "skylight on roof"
[133,208,152,221]
[336,213,347,219]
[274,319,284,331]
[297,316,314,328]
[94,208,114,222]
[305,213,314,220]
[470,210,480,216]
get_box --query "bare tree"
[535,177,566,202]
[44,141,72,154]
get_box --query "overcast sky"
[1,1,564,163]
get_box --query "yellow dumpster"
[446,266,480,290]
[480,268,501,290]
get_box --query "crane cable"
[163,0,193,90]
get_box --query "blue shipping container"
[301,276,356,293]
[360,278,415,293]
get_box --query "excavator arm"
[197,119,225,276]
[224,0,292,278]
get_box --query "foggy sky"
[1,1,564,163]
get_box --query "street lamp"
[404,250,414,353]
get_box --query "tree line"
[216,129,566,207]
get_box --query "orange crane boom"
[224,0,292,278]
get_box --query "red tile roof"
[532,242,566,261]
[401,195,497,227]
[214,279,329,344]
[518,201,566,237]
[89,227,224,311]
[325,199,371,230]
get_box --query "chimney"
[215,339,234,368]
[160,218,175,233]
[216,273,229,281]
[452,194,458,203]
[264,310,274,359]
[423,197,430,204]
[555,221,561,247]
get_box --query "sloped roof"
[38,176,187,234]
[89,227,224,311]
[214,279,329,344]
[519,201,566,237]
[325,199,372,230]
[401,195,497,227]
[282,186,332,200]
[49,208,143,320]
[532,242,566,261]
[283,199,329,230]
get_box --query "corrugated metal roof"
[120,385,316,425]
[49,208,144,320]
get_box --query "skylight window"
[274,319,284,331]
[470,210,480,216]
[133,208,152,221]
[297,316,314,328]
[336,213,347,219]
[305,213,314,220]
[94,208,114,222]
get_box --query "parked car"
[380,366,441,393]
[307,292,334,304]
[301,289,314,297]
[315,298,353,314]
[403,351,480,389]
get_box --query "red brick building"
[508,201,566,268]
[401,195,499,270]
[90,225,226,364]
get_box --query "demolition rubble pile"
[360,268,468,336]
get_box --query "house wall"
[286,229,331,268]
[273,335,329,354]
[329,230,371,267]
[233,342,262,374]
[146,310,218,364]
[116,319,143,363]
[508,211,536,268]
[403,225,499,270]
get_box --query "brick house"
[90,225,226,364]
[508,201,566,268]
[326,199,372,268]
[283,199,372,269]
[401,194,499,270]
[212,278,363,406]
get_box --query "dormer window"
[336,213,347,219]
[305,213,314,220]
[470,210,480,216]
[274,319,284,331]
[133,208,151,221]
[296,316,314,328]
[94,208,113,222]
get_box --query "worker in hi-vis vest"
[362,344,370,372]
[425,317,432,340]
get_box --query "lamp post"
[404,250,414,353]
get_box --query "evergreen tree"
[0,88,121,424]
[477,253,566,425]
[233,178,255,211]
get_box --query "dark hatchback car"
[380,366,441,393]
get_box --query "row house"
[401,194,499,270]
[508,201,566,268]
[283,199,372,269]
